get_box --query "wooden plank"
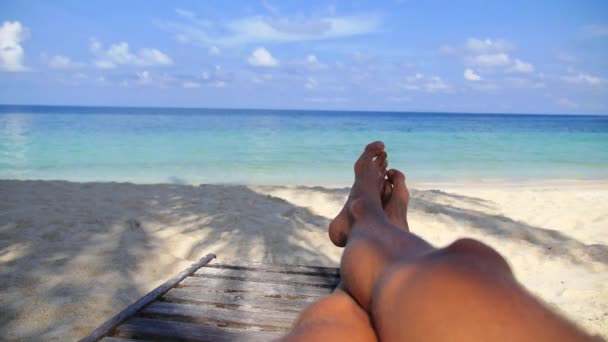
[78,254,216,342]
[206,261,340,277]
[164,287,317,312]
[115,317,281,342]
[100,338,148,342]
[179,276,333,298]
[195,267,339,287]
[142,302,297,330]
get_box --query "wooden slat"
[195,267,339,287]
[142,302,297,330]
[115,317,281,342]
[206,261,340,277]
[164,287,316,312]
[179,276,333,298]
[100,338,147,342]
[78,254,216,342]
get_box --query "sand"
[1,179,607,340]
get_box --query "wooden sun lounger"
[80,254,341,342]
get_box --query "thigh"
[281,288,377,342]
[370,239,592,341]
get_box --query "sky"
[0,0,607,114]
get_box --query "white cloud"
[556,51,577,63]
[95,60,115,69]
[464,68,481,81]
[305,77,318,89]
[252,73,273,84]
[182,81,201,88]
[45,54,84,69]
[286,54,327,71]
[465,38,511,54]
[468,53,511,67]
[561,72,602,86]
[175,8,195,19]
[402,73,449,93]
[247,47,279,67]
[352,51,373,64]
[388,96,412,103]
[438,44,457,55]
[0,21,28,72]
[508,59,534,73]
[90,39,173,69]
[557,98,578,108]
[305,96,348,103]
[165,12,381,46]
[307,54,318,64]
[208,46,220,56]
[196,65,233,87]
[135,70,152,85]
[583,24,608,37]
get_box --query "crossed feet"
[328,141,410,248]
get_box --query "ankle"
[350,198,384,221]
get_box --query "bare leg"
[332,143,593,341]
[280,287,377,342]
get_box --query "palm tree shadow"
[411,189,608,265]
[0,181,337,341]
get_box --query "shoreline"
[1,179,607,340]
[3,177,608,189]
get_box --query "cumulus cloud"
[402,73,449,93]
[208,46,220,56]
[252,73,273,84]
[464,68,481,81]
[247,47,279,67]
[465,38,512,54]
[508,59,534,73]
[0,21,28,72]
[44,54,85,69]
[307,54,318,64]
[388,96,412,103]
[468,53,511,67]
[458,37,536,76]
[556,51,577,63]
[561,72,602,86]
[182,81,201,88]
[175,8,196,19]
[194,65,232,87]
[305,77,318,89]
[582,24,608,37]
[305,96,348,103]
[557,98,578,108]
[164,10,381,46]
[135,70,152,85]
[90,39,173,69]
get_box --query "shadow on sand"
[0,180,605,340]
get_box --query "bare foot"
[328,141,388,247]
[382,169,410,231]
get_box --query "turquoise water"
[1,105,607,185]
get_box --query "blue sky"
[0,0,607,114]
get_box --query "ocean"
[1,105,607,185]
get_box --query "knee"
[286,290,376,342]
[372,239,513,311]
[442,238,512,275]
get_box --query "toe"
[355,141,385,172]
[375,152,388,168]
[363,141,385,158]
[387,169,406,187]
[382,179,392,205]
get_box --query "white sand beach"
[1,179,607,340]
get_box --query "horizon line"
[0,103,606,117]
